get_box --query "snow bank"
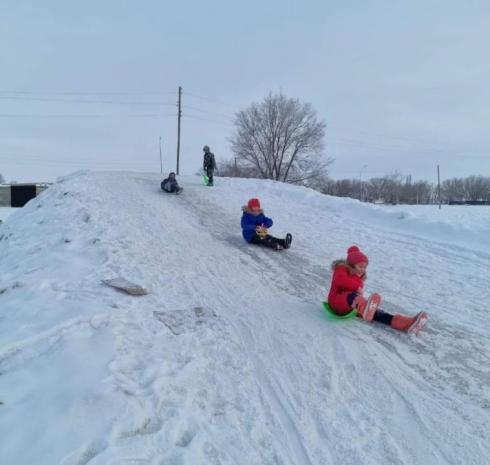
[1,171,488,465]
[336,199,490,255]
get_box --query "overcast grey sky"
[1,0,489,183]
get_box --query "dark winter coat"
[161,177,179,193]
[327,262,365,314]
[203,152,216,170]
[241,207,273,242]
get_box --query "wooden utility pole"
[437,165,441,209]
[176,86,182,174]
[159,136,163,174]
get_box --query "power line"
[326,123,453,148]
[328,137,446,154]
[0,96,176,106]
[0,113,176,118]
[0,90,175,96]
[183,114,232,126]
[0,159,150,168]
[2,88,477,162]
[182,104,234,120]
[185,91,238,109]
[182,94,459,155]
[0,155,153,167]
[0,153,149,163]
[326,137,463,155]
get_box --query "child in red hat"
[327,246,427,334]
[241,198,292,250]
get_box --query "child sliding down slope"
[161,172,183,194]
[241,198,292,251]
[327,246,427,334]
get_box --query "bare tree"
[464,175,489,201]
[411,180,433,204]
[230,92,331,184]
[441,178,465,202]
[0,173,5,184]
[366,177,388,202]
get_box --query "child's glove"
[256,225,268,237]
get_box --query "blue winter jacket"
[241,209,273,242]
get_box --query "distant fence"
[0,183,50,207]
[448,200,490,206]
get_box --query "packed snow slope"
[1,171,489,465]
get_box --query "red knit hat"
[248,198,261,210]
[347,246,368,265]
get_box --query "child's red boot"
[391,312,428,335]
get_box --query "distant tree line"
[220,163,490,205]
[318,173,435,204]
[298,173,490,204]
[307,174,490,204]
[439,176,490,203]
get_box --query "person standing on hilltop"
[202,145,217,186]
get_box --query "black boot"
[261,235,284,250]
[207,168,214,186]
[270,236,286,250]
[251,234,284,250]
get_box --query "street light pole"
[359,164,367,202]
[176,86,182,175]
[159,136,163,174]
[437,164,441,209]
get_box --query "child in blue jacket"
[241,198,292,250]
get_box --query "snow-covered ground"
[0,171,489,465]
[375,203,490,250]
[379,203,490,231]
[0,207,16,222]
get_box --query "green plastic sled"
[322,302,357,321]
[203,174,209,186]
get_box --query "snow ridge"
[0,171,489,465]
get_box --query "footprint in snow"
[153,307,218,336]
[59,439,108,465]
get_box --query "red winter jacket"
[328,263,364,314]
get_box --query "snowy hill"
[1,171,489,465]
